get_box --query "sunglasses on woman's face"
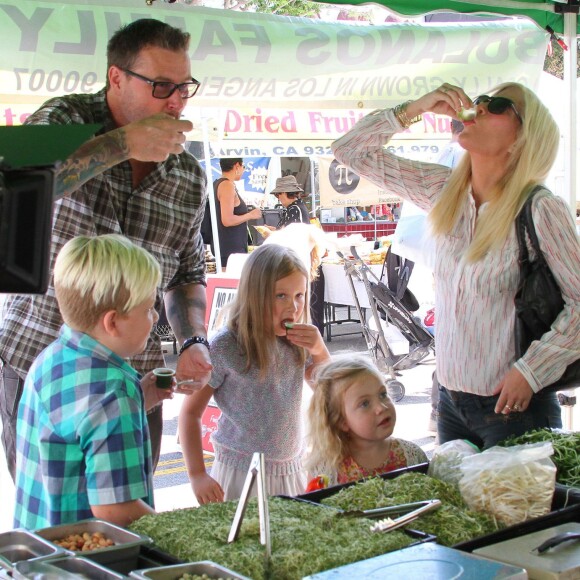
[473,95,523,124]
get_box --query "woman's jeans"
[437,384,562,450]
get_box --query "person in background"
[213,158,263,268]
[14,235,172,529]
[0,19,212,480]
[332,82,580,449]
[272,175,310,227]
[179,244,330,503]
[271,175,326,335]
[305,355,427,487]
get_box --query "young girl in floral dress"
[306,355,427,487]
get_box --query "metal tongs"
[227,452,271,559]
[339,499,441,533]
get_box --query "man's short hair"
[54,234,161,331]
[107,18,190,75]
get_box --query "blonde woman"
[179,244,330,503]
[332,82,580,449]
[306,356,426,487]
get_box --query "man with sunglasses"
[0,19,212,480]
[332,82,579,451]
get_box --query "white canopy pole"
[201,116,222,269]
[563,11,578,217]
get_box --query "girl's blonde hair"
[228,243,309,375]
[305,355,385,476]
[429,82,559,262]
[54,234,161,331]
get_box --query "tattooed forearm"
[165,284,207,342]
[56,129,129,198]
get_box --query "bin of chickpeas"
[34,519,152,574]
[129,560,250,580]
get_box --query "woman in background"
[214,158,262,268]
[272,175,310,227]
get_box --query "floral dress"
[336,438,428,484]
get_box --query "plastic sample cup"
[153,367,176,389]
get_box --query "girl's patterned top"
[337,438,428,484]
[209,327,307,476]
[332,108,580,395]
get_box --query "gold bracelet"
[394,101,422,129]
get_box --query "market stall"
[2,441,579,578]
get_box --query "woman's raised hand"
[406,84,473,120]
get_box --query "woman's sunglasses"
[473,95,523,124]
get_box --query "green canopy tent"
[311,0,579,212]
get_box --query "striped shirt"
[0,89,207,378]
[14,325,153,529]
[332,108,580,395]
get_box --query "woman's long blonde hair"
[305,355,385,476]
[228,243,309,376]
[429,82,559,262]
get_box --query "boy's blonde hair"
[54,234,161,331]
[429,82,560,263]
[305,355,385,476]
[228,243,309,376]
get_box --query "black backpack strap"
[522,190,549,266]
[516,185,546,270]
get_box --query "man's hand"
[124,113,193,162]
[175,343,212,395]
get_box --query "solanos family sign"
[0,0,547,120]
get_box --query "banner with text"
[0,0,547,122]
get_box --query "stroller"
[338,246,435,401]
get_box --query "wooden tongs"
[227,452,271,558]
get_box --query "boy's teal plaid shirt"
[14,324,154,529]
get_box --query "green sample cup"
[153,367,175,389]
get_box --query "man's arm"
[164,283,212,390]
[56,114,193,198]
[56,130,128,198]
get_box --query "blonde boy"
[14,234,165,529]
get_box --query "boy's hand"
[141,371,174,411]
[175,344,213,394]
[192,472,224,504]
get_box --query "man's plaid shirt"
[0,89,207,378]
[14,325,154,529]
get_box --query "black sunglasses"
[473,95,523,124]
[122,68,200,99]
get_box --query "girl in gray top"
[179,244,330,503]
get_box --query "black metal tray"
[454,501,580,552]
[295,462,429,503]
[295,462,580,553]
